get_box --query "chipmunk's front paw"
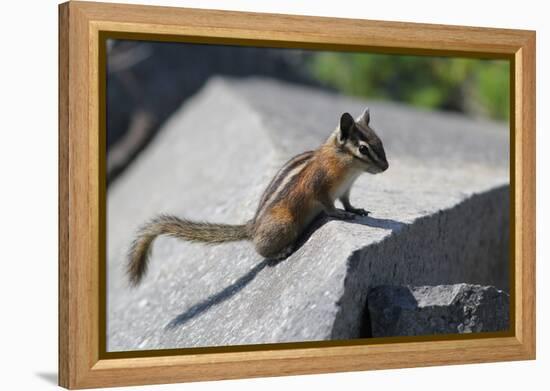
[350,208,370,216]
[328,209,357,220]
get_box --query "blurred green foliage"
[308,52,509,121]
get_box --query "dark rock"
[367,284,510,337]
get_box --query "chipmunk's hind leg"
[271,244,294,260]
[253,220,297,260]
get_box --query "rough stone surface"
[367,284,510,337]
[106,77,509,351]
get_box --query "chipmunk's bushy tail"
[127,214,251,286]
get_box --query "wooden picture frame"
[59,1,536,388]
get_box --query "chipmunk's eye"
[359,145,369,156]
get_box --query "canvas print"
[105,40,510,352]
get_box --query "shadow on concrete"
[165,258,284,329]
[352,215,407,231]
[166,211,405,330]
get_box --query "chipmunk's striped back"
[254,151,314,222]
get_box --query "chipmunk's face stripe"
[255,151,313,219]
[354,141,388,171]
[351,124,388,171]
[358,142,378,163]
[370,141,388,167]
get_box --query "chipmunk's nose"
[379,160,389,172]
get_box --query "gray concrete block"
[367,284,510,337]
[106,77,510,351]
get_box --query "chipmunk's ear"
[339,112,354,142]
[358,107,370,126]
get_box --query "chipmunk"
[127,108,388,286]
